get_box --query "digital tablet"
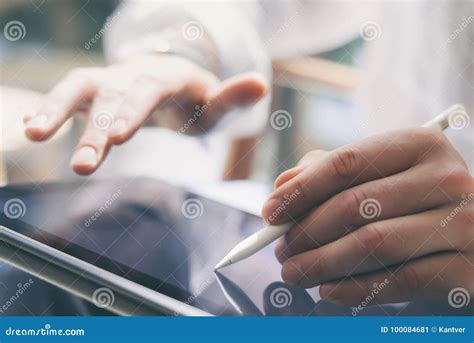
[0,177,337,316]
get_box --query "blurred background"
[0,0,365,187]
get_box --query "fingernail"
[262,198,282,223]
[109,119,127,136]
[274,167,302,189]
[319,283,346,305]
[274,239,289,264]
[71,146,97,167]
[25,115,48,129]
[319,283,337,299]
[282,261,302,286]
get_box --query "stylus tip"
[214,258,231,271]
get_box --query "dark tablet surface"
[0,178,337,316]
[4,178,443,316]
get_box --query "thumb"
[205,72,268,117]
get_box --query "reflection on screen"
[1,178,351,316]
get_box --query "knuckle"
[357,223,390,256]
[339,188,367,223]
[395,264,421,298]
[330,147,363,181]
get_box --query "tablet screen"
[0,178,331,316]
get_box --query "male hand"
[263,129,474,306]
[24,54,267,175]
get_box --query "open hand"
[24,54,267,175]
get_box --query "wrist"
[142,24,219,75]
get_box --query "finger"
[70,133,109,175]
[108,76,172,144]
[24,69,99,141]
[204,72,268,120]
[274,237,289,264]
[274,151,328,189]
[280,161,468,258]
[295,150,328,168]
[318,252,474,306]
[274,167,304,189]
[262,129,450,224]
[280,204,471,288]
[70,88,123,174]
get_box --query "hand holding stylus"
[218,105,474,307]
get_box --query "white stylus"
[214,104,468,271]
